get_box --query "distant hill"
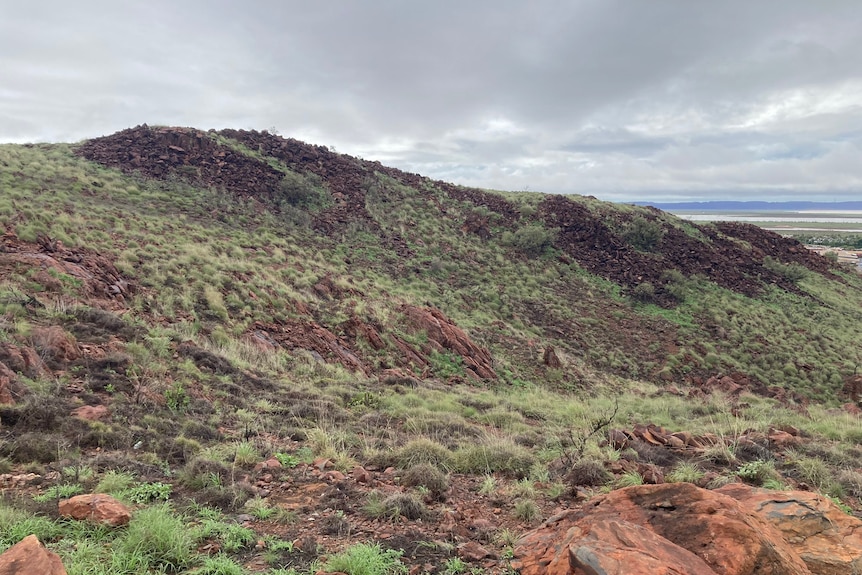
[636,200,862,211]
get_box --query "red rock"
[30,326,80,368]
[322,470,345,482]
[842,403,862,416]
[313,457,334,471]
[402,305,496,379]
[717,483,862,575]
[59,494,131,526]
[608,429,629,450]
[513,483,811,575]
[0,363,18,404]
[254,457,282,472]
[777,424,802,436]
[352,466,372,484]
[71,405,109,421]
[569,519,718,575]
[0,534,67,575]
[665,435,685,449]
[457,541,494,562]
[636,463,664,485]
[542,346,562,369]
[767,428,798,448]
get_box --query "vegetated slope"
[74,125,860,397]
[2,128,862,573]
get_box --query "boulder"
[58,494,131,526]
[569,519,718,575]
[0,363,18,404]
[30,327,79,369]
[70,405,109,421]
[717,484,862,575]
[513,482,812,575]
[0,534,67,575]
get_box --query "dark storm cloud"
[2,1,861,200]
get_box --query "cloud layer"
[2,1,861,201]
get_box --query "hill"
[636,200,862,212]
[1,125,862,574]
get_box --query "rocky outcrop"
[30,327,79,370]
[59,494,131,527]
[512,482,862,575]
[716,484,862,575]
[0,535,67,575]
[538,195,829,302]
[401,305,496,380]
[250,319,369,375]
[0,230,132,304]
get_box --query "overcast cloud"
[2,1,861,201]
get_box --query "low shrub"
[400,463,449,498]
[566,459,611,487]
[512,499,541,523]
[454,437,536,478]
[395,438,454,470]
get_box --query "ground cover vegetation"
[0,126,861,573]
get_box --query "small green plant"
[245,497,277,520]
[125,481,173,504]
[219,523,257,553]
[512,499,541,523]
[193,555,247,575]
[118,503,195,571]
[62,464,94,482]
[509,478,536,498]
[443,557,468,575]
[616,471,644,487]
[736,460,775,486]
[164,381,190,413]
[827,495,853,514]
[322,542,408,575]
[478,475,497,495]
[428,350,465,379]
[233,441,260,467]
[33,483,83,502]
[632,281,656,303]
[666,462,705,484]
[362,490,389,519]
[273,452,301,468]
[544,482,566,499]
[762,477,788,490]
[793,456,832,490]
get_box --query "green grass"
[322,542,407,575]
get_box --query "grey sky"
[2,1,861,201]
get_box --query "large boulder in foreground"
[0,534,66,575]
[715,484,862,575]
[58,493,131,527]
[512,482,862,575]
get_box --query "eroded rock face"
[513,483,813,575]
[717,484,862,575]
[59,493,131,526]
[401,305,496,380]
[0,534,67,575]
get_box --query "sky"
[2,1,862,202]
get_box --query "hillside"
[2,125,862,574]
